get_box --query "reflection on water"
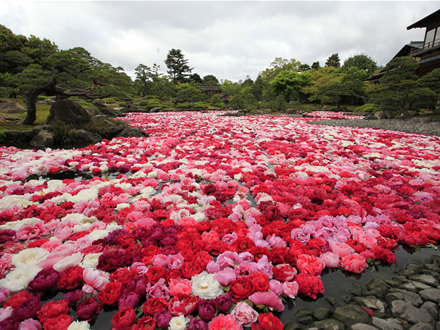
[41,247,440,328]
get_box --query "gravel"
[309,118,440,136]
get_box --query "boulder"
[0,100,25,113]
[332,304,371,328]
[117,126,148,138]
[92,101,119,117]
[71,129,102,148]
[150,107,162,113]
[46,100,91,125]
[374,110,394,119]
[36,97,56,105]
[30,129,55,149]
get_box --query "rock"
[353,297,387,317]
[420,301,438,320]
[374,110,394,119]
[295,308,314,324]
[365,279,390,298]
[0,99,25,113]
[117,127,148,138]
[333,304,371,328]
[30,129,54,149]
[386,289,423,306]
[312,306,333,320]
[391,300,433,324]
[371,317,407,330]
[408,275,439,287]
[36,97,56,105]
[46,100,91,125]
[363,115,378,120]
[0,130,33,147]
[150,107,162,113]
[92,101,120,117]
[351,324,379,330]
[283,321,302,330]
[71,129,102,148]
[408,323,435,330]
[419,289,440,303]
[309,318,345,329]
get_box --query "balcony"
[410,40,440,56]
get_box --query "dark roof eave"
[407,9,440,29]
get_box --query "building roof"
[393,41,423,58]
[407,9,440,29]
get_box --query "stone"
[117,127,148,138]
[386,289,423,306]
[325,297,346,308]
[352,296,387,317]
[71,129,102,148]
[46,100,91,125]
[391,300,433,324]
[309,319,345,330]
[419,289,440,303]
[30,129,54,149]
[0,99,25,113]
[409,275,439,287]
[0,130,33,147]
[150,107,162,113]
[333,305,371,328]
[283,321,302,330]
[374,110,394,119]
[363,115,378,120]
[312,306,333,320]
[409,323,435,330]
[371,317,407,330]
[36,97,56,105]
[365,279,390,298]
[420,301,438,320]
[294,308,314,324]
[92,101,120,117]
[351,324,379,330]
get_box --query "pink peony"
[340,254,368,274]
[319,252,340,268]
[169,278,192,296]
[213,267,237,286]
[230,302,259,327]
[208,314,243,330]
[83,268,110,292]
[167,253,184,270]
[330,242,355,258]
[249,291,284,312]
[282,281,299,299]
[296,254,325,276]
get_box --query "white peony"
[191,271,223,299]
[12,248,49,267]
[67,320,91,330]
[0,217,40,231]
[0,265,42,292]
[53,252,83,272]
[168,316,189,330]
[80,253,102,269]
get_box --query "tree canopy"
[165,48,193,83]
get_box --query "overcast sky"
[1,1,439,82]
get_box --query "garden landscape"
[1,8,440,330]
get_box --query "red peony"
[168,294,198,316]
[4,290,34,308]
[112,306,136,329]
[230,277,255,300]
[257,312,284,330]
[37,299,70,324]
[145,266,166,283]
[296,273,325,299]
[249,272,270,292]
[136,316,156,329]
[180,260,203,279]
[97,282,122,305]
[272,264,297,282]
[42,314,73,330]
[142,297,169,316]
[57,265,84,291]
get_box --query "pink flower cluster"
[0,110,439,329]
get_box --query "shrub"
[193,102,209,109]
[147,100,162,110]
[118,102,128,108]
[139,100,149,107]
[354,103,378,113]
[37,95,50,100]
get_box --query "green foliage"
[302,67,348,105]
[165,49,193,83]
[175,83,205,104]
[354,103,378,113]
[370,57,420,116]
[139,100,149,107]
[102,97,117,103]
[146,99,162,110]
[118,102,128,107]
[270,70,310,102]
[48,120,75,145]
[325,54,341,68]
[342,54,378,75]
[193,101,209,109]
[271,95,288,112]
[260,57,302,80]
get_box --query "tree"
[202,74,220,97]
[311,61,321,70]
[260,57,301,80]
[134,64,161,96]
[342,54,378,75]
[270,70,310,102]
[271,95,288,112]
[370,57,420,116]
[302,67,347,106]
[325,53,340,68]
[189,73,203,84]
[175,83,205,106]
[165,49,193,83]
[341,66,369,103]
